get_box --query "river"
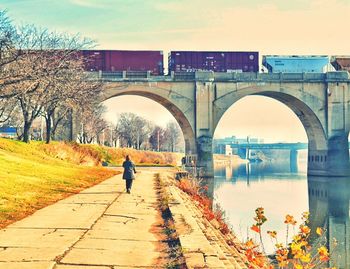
[213,151,350,268]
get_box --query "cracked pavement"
[0,168,168,269]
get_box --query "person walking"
[122,155,137,194]
[181,156,186,170]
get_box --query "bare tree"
[0,11,21,125]
[77,102,107,144]
[149,126,166,151]
[164,121,181,152]
[115,113,152,149]
[2,24,95,143]
[115,113,138,148]
[43,64,102,143]
[0,10,22,99]
[0,98,16,124]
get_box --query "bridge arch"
[100,84,196,154]
[213,89,328,152]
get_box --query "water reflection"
[213,160,350,268]
[308,177,350,268]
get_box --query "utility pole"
[102,129,105,146]
[110,126,113,147]
[137,132,140,150]
[40,115,44,141]
[157,129,160,152]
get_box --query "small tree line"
[0,10,102,143]
[113,112,183,152]
[77,112,184,152]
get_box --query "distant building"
[225,145,232,156]
[213,135,263,154]
[0,126,17,138]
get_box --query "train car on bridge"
[81,50,164,75]
[168,51,259,73]
[331,56,350,72]
[262,55,329,73]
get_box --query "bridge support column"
[290,149,298,173]
[196,135,214,178]
[326,134,350,176]
[194,75,215,180]
[308,133,350,176]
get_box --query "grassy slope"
[0,139,182,228]
[0,139,119,228]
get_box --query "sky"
[1,0,349,142]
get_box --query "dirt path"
[0,168,169,269]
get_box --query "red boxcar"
[168,51,259,73]
[81,50,164,75]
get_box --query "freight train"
[168,51,259,73]
[81,50,164,75]
[80,50,350,75]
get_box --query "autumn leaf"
[251,225,260,233]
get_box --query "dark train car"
[168,51,259,73]
[81,50,164,75]
[331,56,350,72]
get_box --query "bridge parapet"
[87,71,350,83]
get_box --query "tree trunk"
[22,121,31,143]
[45,116,52,144]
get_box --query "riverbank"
[214,153,248,166]
[162,172,250,268]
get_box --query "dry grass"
[83,145,183,166]
[0,138,119,228]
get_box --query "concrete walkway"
[0,168,168,269]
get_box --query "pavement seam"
[53,190,124,268]
[56,261,114,268]
[5,227,89,230]
[103,214,139,220]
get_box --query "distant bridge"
[229,142,308,150]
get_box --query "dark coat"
[122,160,136,180]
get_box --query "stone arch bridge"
[90,71,350,177]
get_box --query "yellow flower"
[294,264,303,269]
[318,246,328,255]
[316,227,323,236]
[293,234,302,242]
[302,211,310,220]
[318,246,330,262]
[300,225,311,235]
[245,239,255,249]
[267,230,277,239]
[300,253,311,263]
[285,214,297,225]
[291,242,302,254]
[275,243,283,249]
